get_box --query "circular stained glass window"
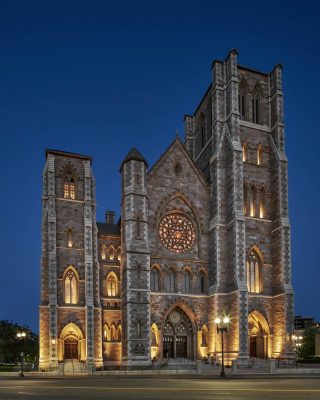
[158,213,196,253]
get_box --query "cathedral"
[39,49,294,371]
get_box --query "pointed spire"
[119,147,148,172]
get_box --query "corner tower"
[39,149,102,371]
[120,148,151,366]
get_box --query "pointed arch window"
[101,244,107,260]
[64,174,76,199]
[257,144,263,165]
[67,229,73,248]
[64,267,79,304]
[259,187,266,219]
[106,273,117,297]
[111,324,117,342]
[242,142,248,162]
[199,271,206,294]
[243,184,249,216]
[238,87,246,120]
[166,270,176,292]
[252,92,260,124]
[109,246,115,261]
[246,249,263,293]
[117,325,122,342]
[137,321,142,338]
[151,268,160,292]
[250,186,256,217]
[182,270,191,293]
[103,323,111,342]
[117,246,121,261]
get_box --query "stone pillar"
[47,154,58,370]
[120,148,151,367]
[270,65,294,358]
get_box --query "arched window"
[106,273,117,297]
[252,91,260,124]
[67,229,73,248]
[64,267,78,304]
[182,270,191,293]
[166,270,176,292]
[117,325,122,342]
[242,142,248,162]
[64,174,75,199]
[257,144,263,165]
[103,323,111,342]
[243,184,248,216]
[137,321,142,338]
[117,246,121,261]
[250,186,256,217]
[109,246,115,261]
[238,85,246,120]
[111,324,116,342]
[246,248,263,293]
[199,271,206,294]
[101,244,107,260]
[151,268,160,292]
[259,187,266,219]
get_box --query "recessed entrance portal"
[162,307,194,360]
[248,311,270,359]
[59,322,84,362]
[64,336,78,359]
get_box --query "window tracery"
[246,248,263,293]
[159,213,196,253]
[64,174,75,199]
[64,267,78,304]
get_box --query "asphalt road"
[1,376,320,400]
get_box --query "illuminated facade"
[39,50,294,371]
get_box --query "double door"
[163,335,187,358]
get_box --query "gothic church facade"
[39,50,294,370]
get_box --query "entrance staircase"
[64,359,87,375]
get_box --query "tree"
[296,327,316,359]
[0,320,38,364]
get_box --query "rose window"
[158,213,196,253]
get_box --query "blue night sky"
[0,0,319,332]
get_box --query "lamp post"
[215,316,230,378]
[16,332,26,377]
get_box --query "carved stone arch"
[248,309,271,358]
[161,300,198,333]
[63,265,79,280]
[59,322,84,361]
[247,244,264,263]
[58,161,79,179]
[155,191,204,235]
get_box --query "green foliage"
[296,327,316,359]
[0,320,38,364]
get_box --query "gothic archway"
[60,323,84,361]
[162,307,195,360]
[248,311,270,359]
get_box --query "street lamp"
[16,332,26,377]
[215,316,230,378]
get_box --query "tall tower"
[120,148,151,366]
[39,150,102,371]
[184,49,294,361]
